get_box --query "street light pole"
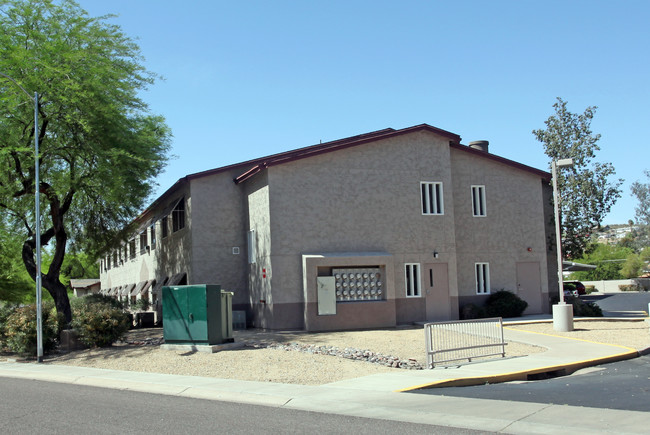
[552,157,574,332]
[0,72,43,361]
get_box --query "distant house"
[99,124,557,330]
[69,279,101,297]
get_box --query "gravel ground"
[3,320,649,386]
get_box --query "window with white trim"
[405,263,421,297]
[475,262,490,294]
[172,198,186,232]
[139,231,148,255]
[129,239,136,260]
[421,182,444,215]
[471,185,487,217]
[150,223,156,250]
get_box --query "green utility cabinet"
[162,284,234,345]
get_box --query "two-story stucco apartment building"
[99,124,557,331]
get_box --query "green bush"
[1,302,62,356]
[618,284,639,292]
[568,297,603,317]
[484,290,528,318]
[70,296,130,347]
[585,285,596,294]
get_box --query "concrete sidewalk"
[1,319,648,434]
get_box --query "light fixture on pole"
[0,72,43,362]
[552,157,574,332]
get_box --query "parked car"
[564,281,586,296]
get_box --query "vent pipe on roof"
[469,140,489,152]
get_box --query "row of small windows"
[405,262,490,296]
[102,198,185,272]
[420,182,487,217]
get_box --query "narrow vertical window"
[172,198,185,232]
[420,182,444,215]
[150,223,156,250]
[139,230,148,254]
[247,229,256,264]
[475,263,490,294]
[161,216,168,238]
[471,185,487,217]
[405,263,421,297]
[129,239,136,260]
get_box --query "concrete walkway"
[1,318,648,434]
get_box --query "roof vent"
[469,140,489,152]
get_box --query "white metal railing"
[425,317,506,368]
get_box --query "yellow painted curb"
[397,348,638,392]
[397,325,642,393]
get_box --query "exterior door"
[423,263,450,321]
[516,262,542,314]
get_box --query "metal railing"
[425,317,507,368]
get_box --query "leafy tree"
[631,170,650,247]
[631,170,650,226]
[569,243,631,281]
[533,98,623,259]
[0,226,34,303]
[0,0,171,324]
[620,254,645,279]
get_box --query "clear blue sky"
[78,0,648,225]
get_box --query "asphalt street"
[414,355,650,412]
[0,377,485,435]
[585,292,650,315]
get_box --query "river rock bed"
[257,342,424,370]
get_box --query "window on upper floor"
[405,263,421,297]
[471,185,487,217]
[150,223,156,250]
[129,239,136,260]
[475,262,490,294]
[106,255,111,271]
[139,230,148,255]
[161,216,168,238]
[172,198,185,232]
[421,182,444,215]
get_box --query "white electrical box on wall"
[317,276,336,315]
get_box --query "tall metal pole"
[34,91,43,363]
[0,72,43,361]
[552,160,565,305]
[552,158,574,332]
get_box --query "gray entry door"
[423,263,450,321]
[516,262,542,314]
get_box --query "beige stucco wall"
[99,183,192,292]
[189,170,249,308]
[256,131,460,327]
[450,148,550,313]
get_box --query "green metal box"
[162,284,234,345]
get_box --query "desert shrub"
[0,303,17,351]
[70,297,130,347]
[132,298,150,312]
[82,293,124,310]
[1,302,61,356]
[618,284,639,292]
[569,297,603,317]
[484,290,528,318]
[459,303,485,320]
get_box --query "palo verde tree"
[0,0,171,324]
[533,98,622,259]
[630,170,650,248]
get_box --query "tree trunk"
[21,217,72,326]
